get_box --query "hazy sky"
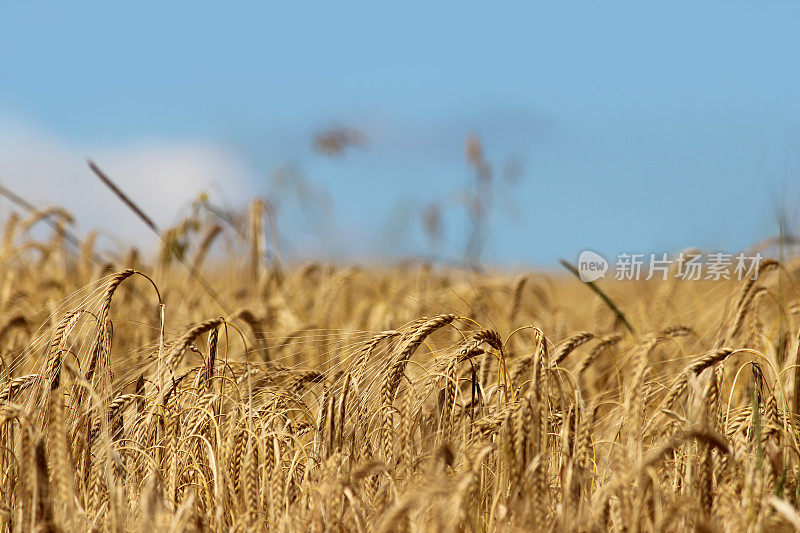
[2,1,800,265]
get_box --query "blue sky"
[2,2,800,265]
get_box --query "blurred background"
[2,1,799,267]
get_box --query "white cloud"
[0,119,252,253]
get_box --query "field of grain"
[1,206,800,532]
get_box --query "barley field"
[1,205,800,532]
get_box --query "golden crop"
[1,206,799,532]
